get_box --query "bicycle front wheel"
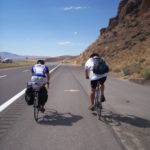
[34,94,39,122]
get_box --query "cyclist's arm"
[85,68,89,79]
[45,66,50,83]
[85,59,92,79]
[47,72,50,83]
[31,65,34,74]
[85,64,90,79]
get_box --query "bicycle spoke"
[34,94,39,122]
[94,88,103,120]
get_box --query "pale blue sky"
[0,0,119,57]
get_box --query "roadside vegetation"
[142,68,150,80]
[0,60,36,69]
[122,63,141,76]
[110,62,150,83]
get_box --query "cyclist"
[31,59,50,112]
[85,53,109,111]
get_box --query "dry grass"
[142,68,150,80]
[0,60,36,69]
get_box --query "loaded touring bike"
[27,81,49,122]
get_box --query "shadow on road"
[38,108,83,126]
[100,109,150,128]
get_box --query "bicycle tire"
[34,93,39,122]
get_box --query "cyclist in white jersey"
[31,60,50,112]
[85,53,109,111]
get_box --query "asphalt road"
[0,64,150,150]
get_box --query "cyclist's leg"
[90,88,95,105]
[43,87,48,106]
[98,77,107,102]
[43,77,48,105]
[89,80,98,110]
[100,83,104,95]
[39,86,48,113]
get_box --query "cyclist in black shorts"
[85,53,109,110]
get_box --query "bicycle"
[27,81,49,122]
[94,82,103,120]
[86,77,103,120]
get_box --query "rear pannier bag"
[25,87,34,105]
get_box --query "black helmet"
[37,60,45,65]
[90,53,100,58]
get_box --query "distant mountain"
[0,52,77,62]
[0,52,26,60]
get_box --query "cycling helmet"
[90,53,100,58]
[37,60,45,65]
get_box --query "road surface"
[0,64,150,150]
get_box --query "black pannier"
[25,87,34,105]
[25,82,48,106]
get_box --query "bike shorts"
[91,77,107,89]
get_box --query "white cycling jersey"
[31,64,49,77]
[85,57,108,80]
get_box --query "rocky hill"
[74,0,150,81]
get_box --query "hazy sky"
[0,0,119,57]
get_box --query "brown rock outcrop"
[74,0,150,80]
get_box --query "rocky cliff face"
[74,0,150,81]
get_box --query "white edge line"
[0,89,26,112]
[0,64,61,112]
[22,70,29,72]
[0,75,7,79]
[49,63,61,73]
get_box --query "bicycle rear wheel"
[34,94,39,122]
